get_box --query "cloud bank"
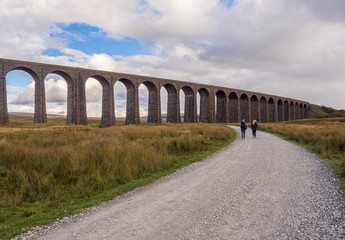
[1,0,345,116]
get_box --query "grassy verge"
[0,117,236,239]
[309,104,345,118]
[259,118,345,190]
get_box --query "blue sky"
[9,22,156,89]
[7,71,32,88]
[5,21,168,116]
[44,23,154,57]
[2,0,345,117]
[220,0,235,8]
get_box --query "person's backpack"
[241,122,247,129]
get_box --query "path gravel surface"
[19,127,345,240]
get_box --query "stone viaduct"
[0,58,309,128]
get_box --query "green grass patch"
[0,116,236,239]
[310,104,345,119]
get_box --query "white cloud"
[45,78,68,102]
[11,81,34,104]
[7,86,24,95]
[10,78,68,104]
[85,78,102,102]
[2,0,345,113]
[87,54,118,71]
[139,108,148,118]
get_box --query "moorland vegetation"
[0,116,236,239]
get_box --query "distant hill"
[309,105,345,118]
[9,112,66,118]
[12,108,344,122]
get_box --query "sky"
[1,0,345,118]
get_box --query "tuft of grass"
[260,118,345,190]
[0,116,236,239]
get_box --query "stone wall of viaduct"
[0,58,309,128]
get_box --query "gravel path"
[19,127,345,240]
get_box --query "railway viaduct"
[0,58,309,128]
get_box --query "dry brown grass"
[0,117,235,207]
[0,116,239,239]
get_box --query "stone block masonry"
[0,58,309,127]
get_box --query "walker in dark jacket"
[251,120,259,138]
[240,120,247,139]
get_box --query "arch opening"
[260,96,267,123]
[290,101,294,120]
[240,94,249,123]
[284,100,289,121]
[5,69,37,123]
[268,98,275,122]
[44,73,69,124]
[181,86,195,123]
[12,67,39,81]
[250,95,259,122]
[299,103,304,119]
[295,102,299,120]
[278,99,283,121]
[114,80,127,124]
[304,104,308,117]
[216,90,226,123]
[138,83,148,123]
[160,86,167,123]
[85,77,105,126]
[229,92,238,123]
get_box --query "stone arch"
[198,88,210,123]
[48,70,74,125]
[87,75,110,89]
[5,69,35,114]
[216,90,227,123]
[162,83,178,123]
[268,98,275,122]
[140,81,159,124]
[181,86,195,123]
[229,92,238,123]
[260,96,267,123]
[250,95,259,121]
[117,78,136,125]
[295,102,299,120]
[0,59,312,126]
[86,75,112,127]
[299,103,304,119]
[6,67,46,124]
[240,94,249,123]
[278,99,283,121]
[50,70,73,85]
[289,101,294,120]
[9,67,39,81]
[304,104,308,117]
[284,100,289,121]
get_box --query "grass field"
[0,116,236,239]
[260,117,345,190]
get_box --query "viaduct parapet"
[0,58,309,127]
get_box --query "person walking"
[251,120,259,138]
[240,120,248,140]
